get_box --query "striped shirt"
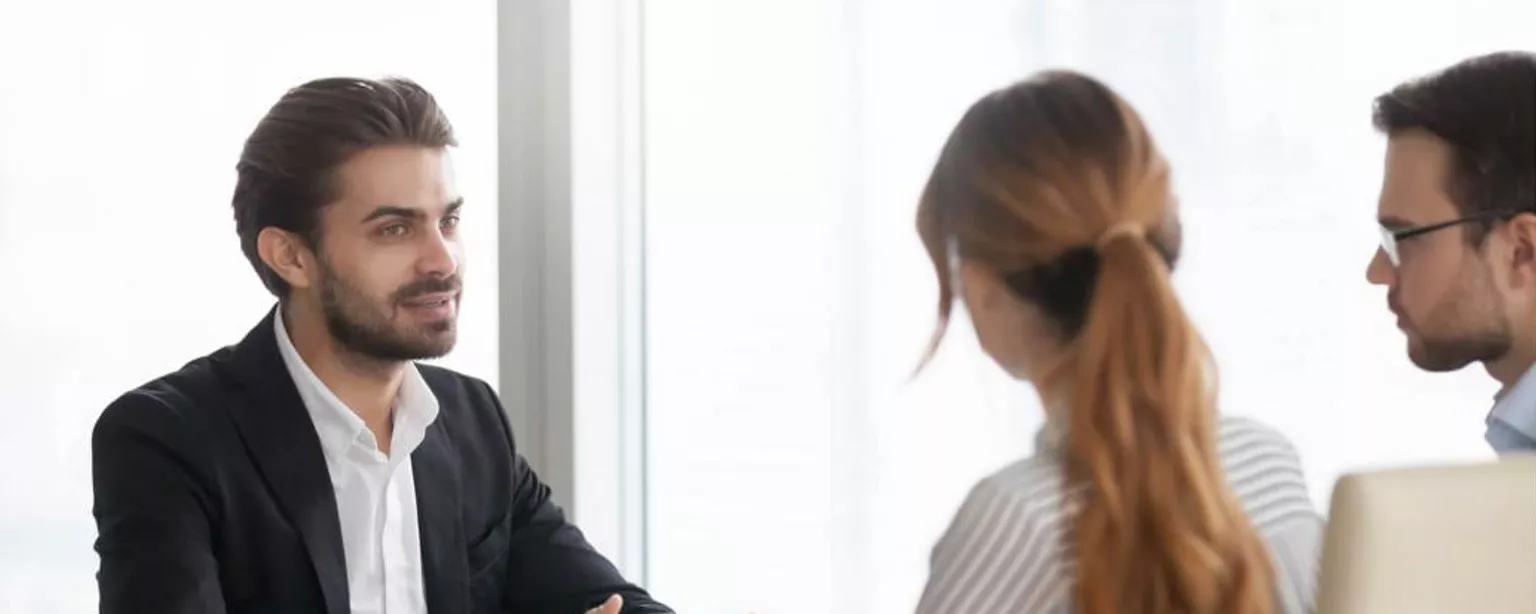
[917,415,1323,614]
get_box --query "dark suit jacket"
[91,309,671,614]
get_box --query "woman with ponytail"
[913,71,1323,614]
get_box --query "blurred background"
[1,0,1532,612]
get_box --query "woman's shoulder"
[1214,414,1306,469]
[922,454,1075,613]
[934,455,1073,567]
[944,453,1075,545]
[1217,413,1294,441]
[1213,414,1319,529]
[972,453,1068,507]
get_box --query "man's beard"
[1401,262,1511,372]
[317,257,461,362]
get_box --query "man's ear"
[1507,212,1536,289]
[256,227,318,292]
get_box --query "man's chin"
[338,329,457,363]
[1406,336,1480,373]
[401,331,457,361]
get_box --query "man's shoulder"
[94,346,239,444]
[416,363,494,400]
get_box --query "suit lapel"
[221,307,350,614]
[413,418,469,614]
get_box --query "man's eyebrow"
[1378,215,1417,229]
[360,198,463,224]
[361,205,425,224]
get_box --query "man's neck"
[281,303,405,447]
[1487,332,1536,399]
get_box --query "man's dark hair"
[233,76,458,297]
[1372,51,1536,243]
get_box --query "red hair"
[915,71,1275,614]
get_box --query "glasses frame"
[1378,208,1524,267]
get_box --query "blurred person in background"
[911,71,1323,614]
[90,76,667,614]
[1365,51,1536,453]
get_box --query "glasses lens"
[1379,227,1400,267]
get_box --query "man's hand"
[584,594,623,614]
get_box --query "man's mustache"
[394,276,462,302]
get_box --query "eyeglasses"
[1378,209,1518,267]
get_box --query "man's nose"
[417,231,459,278]
[1365,247,1395,286]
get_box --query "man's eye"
[381,224,409,237]
[441,215,461,230]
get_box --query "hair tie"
[1096,221,1146,251]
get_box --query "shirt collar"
[1033,396,1069,455]
[273,311,440,461]
[392,360,441,455]
[1487,361,1536,452]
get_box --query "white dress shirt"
[1486,362,1536,452]
[275,314,438,614]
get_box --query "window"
[622,1,1536,612]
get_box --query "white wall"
[634,1,1535,613]
[0,2,496,611]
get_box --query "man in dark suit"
[91,76,671,614]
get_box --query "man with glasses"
[1366,51,1536,452]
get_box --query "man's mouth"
[400,292,455,308]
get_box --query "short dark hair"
[1372,51,1536,243]
[233,77,458,297]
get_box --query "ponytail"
[1064,229,1274,614]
